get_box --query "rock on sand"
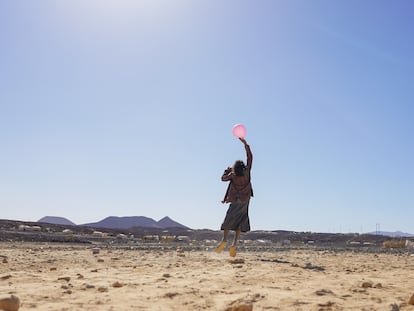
[0,295,20,311]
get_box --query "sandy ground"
[1,242,414,310]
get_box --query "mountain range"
[36,216,413,237]
[38,216,189,230]
[368,230,414,238]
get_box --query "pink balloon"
[232,124,247,138]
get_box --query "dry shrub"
[382,239,406,249]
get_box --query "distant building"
[176,236,190,242]
[92,231,105,237]
[143,235,159,242]
[18,225,41,232]
[62,229,73,235]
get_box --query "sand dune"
[1,242,414,310]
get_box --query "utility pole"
[375,223,380,235]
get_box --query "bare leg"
[229,229,241,257]
[222,229,229,242]
[232,229,241,246]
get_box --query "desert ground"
[1,242,414,311]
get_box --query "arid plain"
[1,242,414,310]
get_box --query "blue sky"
[1,1,413,233]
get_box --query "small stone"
[77,274,84,279]
[112,281,123,288]
[91,269,98,272]
[361,281,373,288]
[50,267,57,271]
[352,288,367,293]
[92,248,100,254]
[97,287,108,293]
[165,292,179,298]
[2,258,8,264]
[229,259,245,265]
[97,259,104,263]
[315,289,334,296]
[163,273,171,278]
[374,283,382,288]
[0,275,12,281]
[0,295,20,311]
[389,303,400,311]
[408,293,414,305]
[304,263,325,271]
[224,303,253,311]
[58,277,71,282]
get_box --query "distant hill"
[368,231,414,237]
[83,216,158,229]
[38,216,76,226]
[157,216,189,229]
[82,216,189,230]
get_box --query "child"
[216,137,253,257]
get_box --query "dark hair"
[233,160,246,176]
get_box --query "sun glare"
[56,0,183,35]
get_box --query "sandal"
[229,246,236,257]
[215,241,227,253]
